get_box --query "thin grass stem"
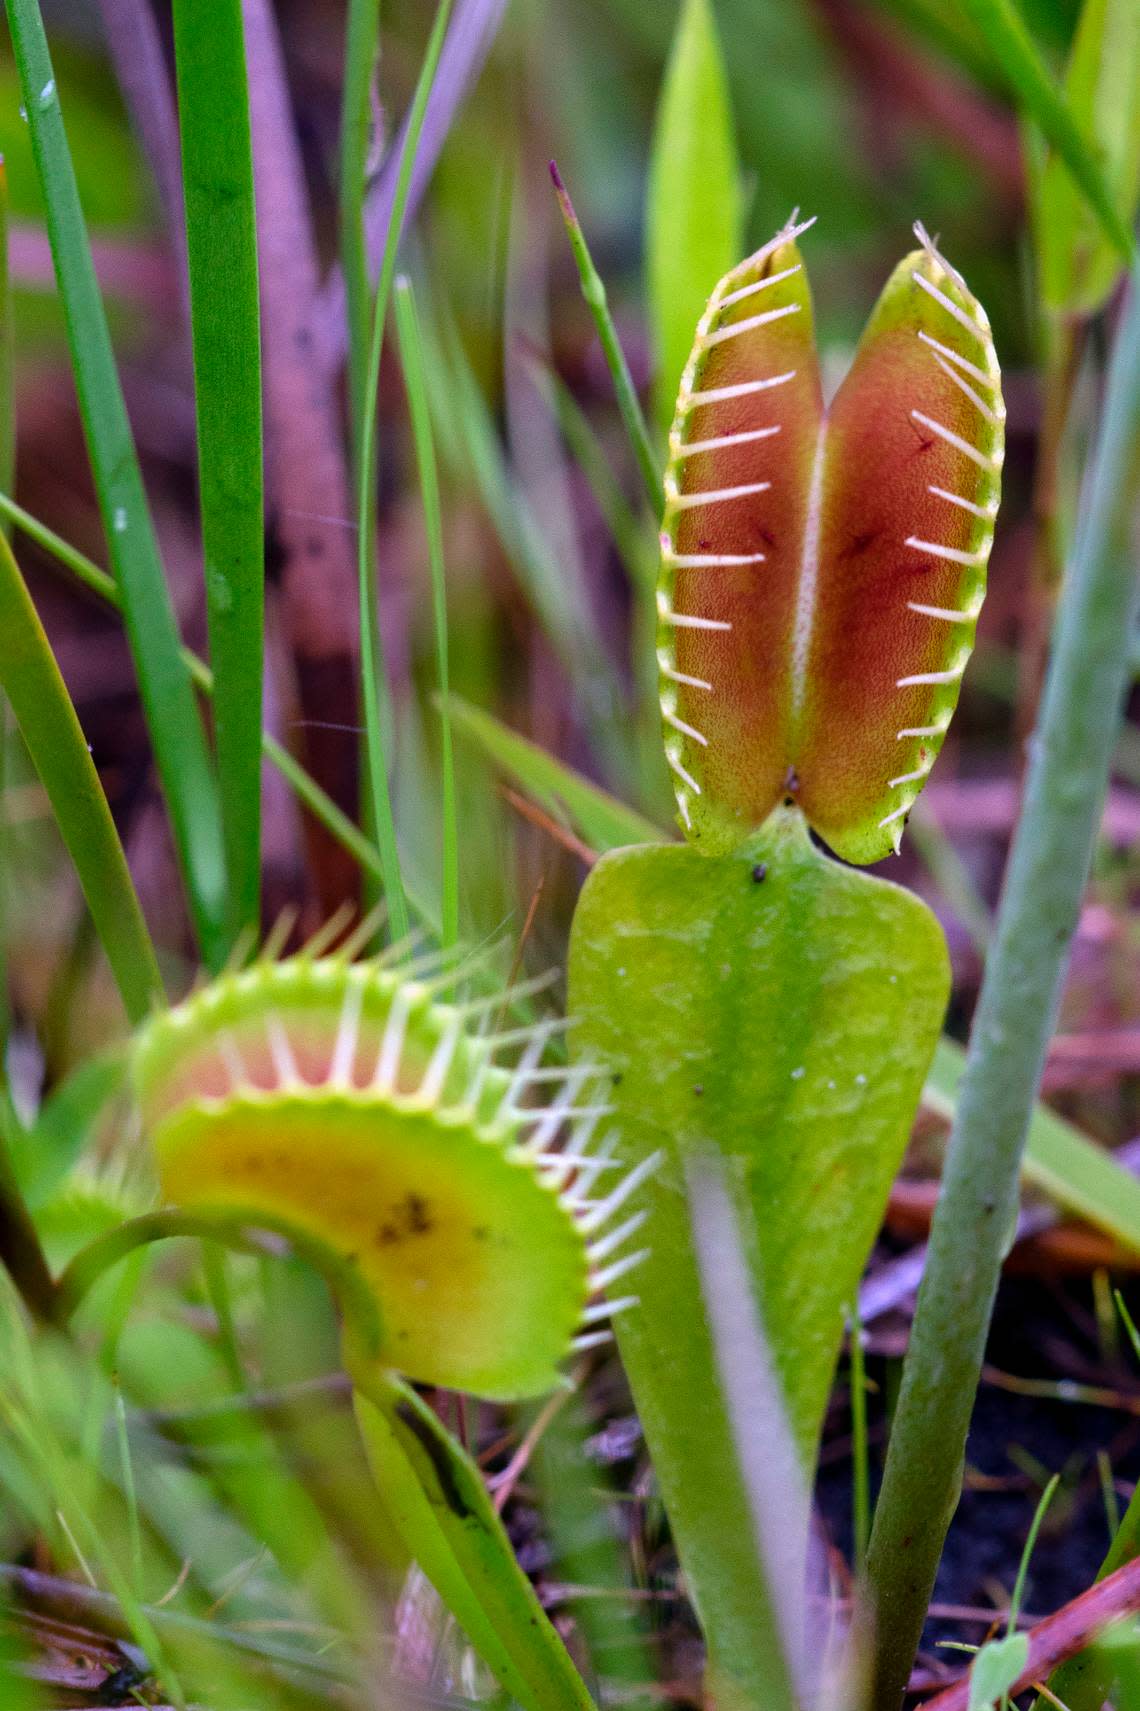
[355,0,454,943]
[548,159,663,519]
[866,266,1140,1709]
[848,1301,870,1574]
[394,276,458,950]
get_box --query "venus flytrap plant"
[568,216,1004,1711]
[52,926,656,1711]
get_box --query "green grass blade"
[548,160,663,516]
[0,161,13,1086]
[1034,0,1140,314]
[446,694,663,852]
[356,0,455,944]
[957,0,1136,263]
[646,0,742,432]
[0,533,162,1024]
[172,0,265,944]
[0,161,13,537]
[5,0,229,968]
[867,261,1140,1707]
[426,303,624,736]
[394,277,458,950]
[339,0,381,456]
[928,1039,1140,1255]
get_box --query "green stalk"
[548,160,664,518]
[866,265,1140,1709]
[172,0,265,945]
[0,160,14,1082]
[0,530,164,1025]
[338,0,381,460]
[4,0,229,968]
[0,160,13,537]
[849,1302,870,1574]
[0,1131,59,1324]
[355,0,453,944]
[394,277,458,950]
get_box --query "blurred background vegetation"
[0,0,1137,1703]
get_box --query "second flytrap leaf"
[568,808,948,1694]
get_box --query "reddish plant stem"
[919,1556,1140,1711]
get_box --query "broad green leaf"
[955,0,1134,264]
[172,0,265,942]
[447,694,663,851]
[928,1037,1140,1254]
[353,1375,596,1711]
[0,532,162,1024]
[968,1633,1030,1711]
[647,0,742,432]
[1035,0,1140,314]
[660,223,1003,863]
[567,806,949,1704]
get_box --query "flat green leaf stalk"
[865,264,1140,1710]
[4,0,230,968]
[568,808,949,1711]
[172,0,265,944]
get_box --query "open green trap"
[132,943,651,1401]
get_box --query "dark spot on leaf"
[404,1192,432,1235]
[842,528,880,559]
[751,863,767,884]
[693,1084,704,1096]
[377,1223,400,1247]
[472,1225,490,1241]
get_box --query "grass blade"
[957,0,1136,263]
[0,161,13,1085]
[356,0,454,944]
[446,694,663,852]
[5,0,229,968]
[928,1038,1140,1256]
[338,0,381,456]
[0,533,162,1024]
[866,262,1140,1708]
[318,0,508,371]
[1033,0,1140,315]
[646,0,742,432]
[172,0,265,943]
[549,160,663,517]
[394,277,458,950]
